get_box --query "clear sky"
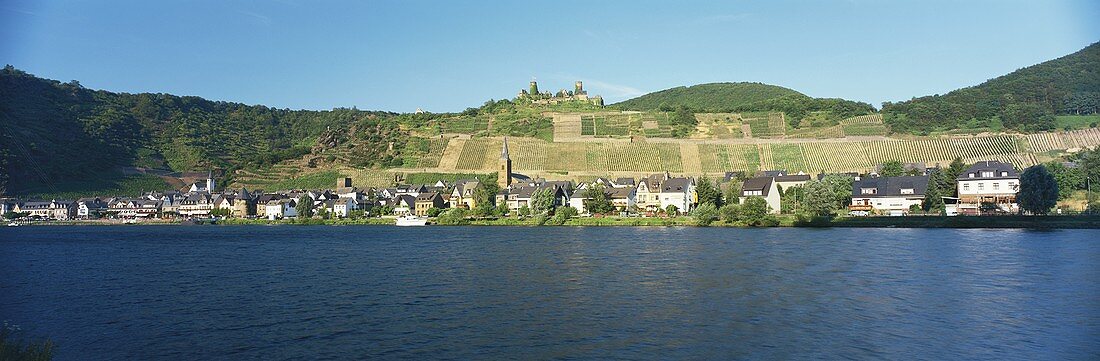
[2,0,1098,112]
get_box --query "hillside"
[613,82,802,111]
[612,82,875,125]
[883,42,1100,134]
[0,66,411,196]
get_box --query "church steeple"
[499,137,512,188]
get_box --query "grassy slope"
[612,82,803,111]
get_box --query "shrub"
[692,203,719,226]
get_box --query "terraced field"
[232,127,1100,189]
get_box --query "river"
[1,226,1097,360]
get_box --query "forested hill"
[882,42,1100,134]
[612,82,875,122]
[0,66,406,196]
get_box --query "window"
[969,173,975,178]
[993,182,1000,190]
[963,183,970,191]
[900,188,913,195]
[981,171,994,178]
[1000,171,1008,177]
[861,188,877,194]
[744,190,762,196]
[978,183,985,190]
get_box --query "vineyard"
[233,127,1100,189]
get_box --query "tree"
[800,181,837,217]
[1045,161,1085,200]
[923,168,950,213]
[582,184,615,214]
[426,207,445,217]
[665,204,679,216]
[547,206,578,225]
[436,208,470,225]
[739,196,776,226]
[723,182,741,206]
[880,160,905,177]
[474,182,500,208]
[780,185,803,214]
[517,205,531,217]
[692,202,718,226]
[296,196,314,218]
[1018,164,1059,215]
[695,177,722,207]
[819,174,854,209]
[530,187,555,215]
[718,203,739,224]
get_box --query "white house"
[659,177,695,214]
[957,160,1019,214]
[849,175,929,215]
[15,200,75,220]
[265,199,298,220]
[740,177,781,214]
[76,197,108,219]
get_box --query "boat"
[6,221,19,227]
[395,215,428,226]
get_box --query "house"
[254,194,280,218]
[757,170,788,177]
[76,197,108,219]
[659,177,695,214]
[739,177,780,214]
[607,187,636,212]
[265,199,298,220]
[393,194,416,215]
[15,200,76,220]
[187,172,216,193]
[449,179,481,209]
[634,173,669,211]
[849,176,929,215]
[414,192,446,216]
[0,198,18,217]
[569,182,636,213]
[179,192,215,217]
[325,198,358,218]
[109,198,162,218]
[214,189,255,217]
[773,174,811,192]
[957,160,1020,214]
[612,177,636,188]
[496,182,568,212]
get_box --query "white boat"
[395,215,428,226]
[6,222,19,227]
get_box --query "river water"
[1,226,1097,360]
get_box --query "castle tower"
[575,81,584,94]
[529,81,539,96]
[206,171,215,192]
[499,137,512,188]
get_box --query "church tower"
[499,137,512,188]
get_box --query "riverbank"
[12,215,1099,228]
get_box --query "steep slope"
[883,42,1100,133]
[0,66,406,196]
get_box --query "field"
[231,117,1100,189]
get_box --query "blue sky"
[2,0,1098,112]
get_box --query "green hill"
[0,66,409,196]
[883,42,1100,134]
[612,82,875,124]
[613,82,802,111]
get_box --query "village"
[2,137,1056,226]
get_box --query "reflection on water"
[1,226,1097,360]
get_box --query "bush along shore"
[22,214,1097,228]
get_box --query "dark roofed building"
[850,175,929,215]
